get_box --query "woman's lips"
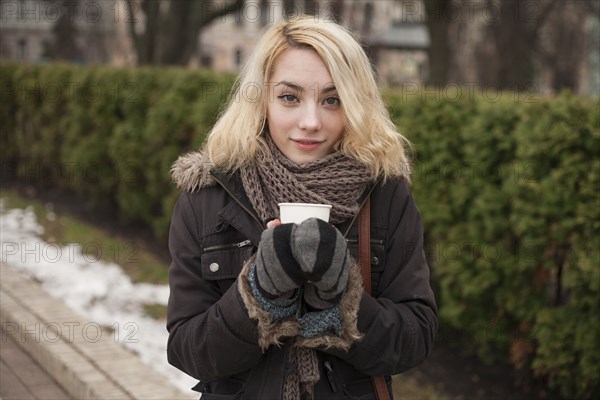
[291,139,323,150]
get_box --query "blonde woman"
[167,16,437,400]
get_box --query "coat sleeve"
[166,193,264,383]
[324,179,438,375]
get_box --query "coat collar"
[210,169,265,246]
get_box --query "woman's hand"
[254,217,350,309]
[291,218,350,310]
[254,221,307,298]
[266,218,281,229]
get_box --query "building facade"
[0,0,115,64]
[198,0,431,86]
[1,0,430,85]
[4,0,595,94]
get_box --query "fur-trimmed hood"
[170,151,216,192]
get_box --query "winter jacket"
[166,168,438,400]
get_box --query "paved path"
[1,329,71,399]
[0,262,195,400]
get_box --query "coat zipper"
[323,361,339,393]
[210,172,265,231]
[202,240,252,253]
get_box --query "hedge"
[1,63,598,398]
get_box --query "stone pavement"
[1,329,71,399]
[0,262,195,400]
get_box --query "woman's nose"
[298,104,322,131]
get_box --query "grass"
[0,188,169,284]
[393,375,442,400]
[143,303,168,320]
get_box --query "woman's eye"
[278,94,298,103]
[323,97,340,106]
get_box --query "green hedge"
[388,90,599,398]
[1,64,598,398]
[1,63,233,236]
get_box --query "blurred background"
[1,1,599,400]
[2,0,599,93]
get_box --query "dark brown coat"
[166,169,437,399]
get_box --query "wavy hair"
[205,16,412,181]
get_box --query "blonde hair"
[205,16,412,181]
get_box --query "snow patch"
[0,204,197,393]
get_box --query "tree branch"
[203,0,244,24]
[125,0,139,54]
[535,0,559,32]
[580,0,600,17]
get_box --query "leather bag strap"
[358,196,371,295]
[357,197,391,400]
[372,375,390,400]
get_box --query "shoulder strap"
[358,196,371,295]
[358,196,391,400]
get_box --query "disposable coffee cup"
[278,203,332,224]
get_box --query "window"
[235,47,243,69]
[17,38,27,60]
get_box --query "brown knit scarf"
[241,136,371,225]
[241,135,370,399]
[283,346,320,400]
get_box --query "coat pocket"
[193,377,245,399]
[342,376,378,400]
[201,241,255,292]
[346,238,386,297]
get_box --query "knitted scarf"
[241,136,371,225]
[283,346,320,400]
[241,136,371,399]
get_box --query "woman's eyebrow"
[321,84,337,94]
[275,81,338,94]
[275,81,303,92]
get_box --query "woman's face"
[266,48,345,164]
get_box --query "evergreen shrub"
[1,64,598,398]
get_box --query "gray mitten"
[254,223,308,299]
[291,218,351,310]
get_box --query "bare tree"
[536,1,592,91]
[424,0,596,92]
[125,0,244,66]
[46,0,83,62]
[424,0,453,86]
[478,0,558,91]
[478,0,598,92]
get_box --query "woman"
[167,16,437,400]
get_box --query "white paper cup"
[278,203,332,224]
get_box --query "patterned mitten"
[291,218,351,310]
[254,223,308,299]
